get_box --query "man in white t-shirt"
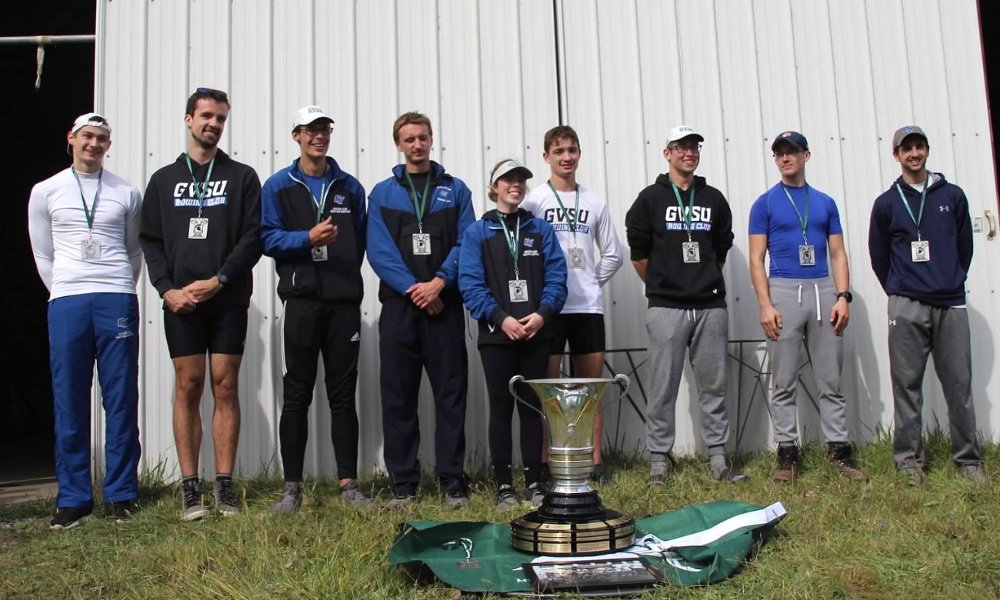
[28,113,144,529]
[522,125,624,482]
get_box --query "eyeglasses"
[192,87,229,102]
[669,143,702,155]
[297,124,334,136]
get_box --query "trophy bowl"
[508,375,635,556]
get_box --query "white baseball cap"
[71,112,111,135]
[665,125,703,145]
[292,105,334,130]
[490,159,533,185]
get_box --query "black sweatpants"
[279,299,361,481]
[479,338,549,487]
[379,295,469,496]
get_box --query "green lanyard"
[70,167,102,233]
[306,168,330,222]
[404,171,433,233]
[497,211,522,279]
[895,174,929,241]
[781,184,810,244]
[547,181,579,243]
[185,155,216,219]
[670,181,696,241]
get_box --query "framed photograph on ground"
[523,556,664,595]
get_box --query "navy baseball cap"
[771,131,808,152]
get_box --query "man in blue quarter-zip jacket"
[868,125,988,486]
[261,106,373,512]
[367,112,476,509]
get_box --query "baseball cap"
[292,105,335,130]
[71,112,111,135]
[490,159,533,185]
[891,125,928,150]
[771,131,808,152]
[665,125,704,145]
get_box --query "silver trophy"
[508,375,635,556]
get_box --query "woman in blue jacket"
[458,159,568,510]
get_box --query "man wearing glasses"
[367,112,476,509]
[868,126,987,485]
[260,106,373,511]
[140,88,263,520]
[625,125,745,486]
[749,131,866,483]
[29,113,143,529]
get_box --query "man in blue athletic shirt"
[749,131,867,482]
[868,125,987,486]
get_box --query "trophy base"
[510,491,635,556]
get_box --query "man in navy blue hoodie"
[367,112,476,508]
[868,125,988,485]
[261,106,372,511]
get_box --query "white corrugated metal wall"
[92,0,998,479]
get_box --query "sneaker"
[340,480,375,508]
[105,500,136,522]
[590,463,610,485]
[713,463,750,484]
[50,507,92,530]
[444,487,470,509]
[271,481,302,514]
[523,482,545,509]
[496,484,519,510]
[898,458,927,486]
[648,458,672,486]
[213,478,241,517]
[828,443,869,481]
[386,494,417,510]
[772,445,799,482]
[180,479,209,522]
[957,464,990,485]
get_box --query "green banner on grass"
[388,500,786,594]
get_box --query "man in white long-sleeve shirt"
[522,125,624,482]
[28,112,143,529]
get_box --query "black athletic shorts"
[163,301,249,358]
[548,313,606,356]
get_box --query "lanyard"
[404,171,433,233]
[184,155,216,219]
[781,184,810,243]
[71,167,103,234]
[547,181,579,243]
[895,174,929,241]
[669,181,696,241]
[305,168,330,222]
[497,211,522,278]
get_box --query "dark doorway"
[1,4,95,484]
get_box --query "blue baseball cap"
[771,131,808,152]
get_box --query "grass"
[1,432,999,599]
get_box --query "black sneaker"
[496,484,519,510]
[213,478,241,517]
[50,507,92,530]
[105,500,136,522]
[180,479,208,522]
[772,445,800,482]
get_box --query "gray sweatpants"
[644,306,730,455]
[888,295,981,467]
[767,277,849,444]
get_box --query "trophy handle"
[508,375,546,418]
[613,374,631,401]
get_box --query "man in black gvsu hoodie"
[260,106,372,512]
[625,125,746,485]
[140,88,262,521]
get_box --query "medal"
[799,244,816,266]
[508,279,529,302]
[682,241,700,263]
[188,217,209,239]
[81,238,101,261]
[568,246,585,269]
[311,245,328,262]
[412,233,431,255]
[896,175,931,264]
[185,155,216,241]
[911,240,930,262]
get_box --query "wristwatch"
[217,272,229,285]
[836,291,853,303]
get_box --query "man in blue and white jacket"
[366,112,476,509]
[868,125,987,485]
[261,106,371,511]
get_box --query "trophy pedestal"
[510,490,635,555]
